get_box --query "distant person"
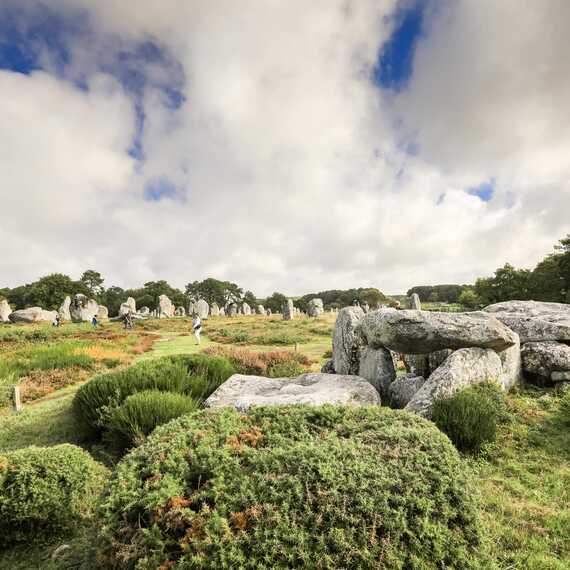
[52,314,61,327]
[122,312,133,330]
[91,315,98,327]
[192,314,202,345]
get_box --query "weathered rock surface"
[388,374,426,408]
[499,333,522,390]
[321,359,335,373]
[402,353,430,378]
[552,371,570,382]
[483,300,570,343]
[187,301,195,316]
[333,306,365,375]
[307,298,324,318]
[0,299,12,322]
[97,305,109,320]
[210,303,220,317]
[257,304,265,315]
[204,373,380,411]
[70,294,98,322]
[58,296,71,321]
[158,295,174,318]
[404,348,503,417]
[242,302,251,316]
[408,293,422,310]
[194,299,209,319]
[175,306,186,317]
[119,297,136,316]
[358,309,517,354]
[521,341,570,379]
[358,346,396,395]
[9,307,57,323]
[282,299,294,320]
[227,303,237,317]
[428,349,453,373]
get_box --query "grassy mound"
[0,444,106,546]
[97,406,488,569]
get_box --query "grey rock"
[402,353,430,378]
[282,299,294,320]
[195,299,209,319]
[388,374,426,408]
[210,303,220,317]
[404,348,503,418]
[70,294,98,323]
[187,301,195,316]
[521,341,570,379]
[321,359,335,373]
[97,305,109,320]
[358,309,517,354]
[227,303,237,317]
[552,371,570,382]
[218,307,225,317]
[204,373,380,411]
[307,298,324,318]
[175,306,186,317]
[266,308,272,316]
[58,296,71,321]
[242,302,252,315]
[408,293,422,310]
[9,307,58,323]
[332,306,365,375]
[158,294,174,318]
[257,304,265,315]
[361,302,370,313]
[428,349,453,373]
[0,299,11,322]
[498,333,522,390]
[139,306,150,316]
[119,297,136,316]
[358,346,396,395]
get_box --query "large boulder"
[358,309,517,354]
[483,300,570,343]
[210,303,220,317]
[521,341,570,381]
[307,298,324,318]
[282,299,294,320]
[257,304,265,315]
[358,346,396,395]
[97,305,109,320]
[242,302,252,316]
[404,348,503,418]
[428,349,453,372]
[332,306,365,375]
[9,307,57,323]
[204,373,380,411]
[498,333,522,390]
[402,353,430,378]
[388,373,426,408]
[158,295,174,318]
[195,299,209,319]
[0,299,12,322]
[70,294,98,323]
[58,296,71,321]
[408,293,422,310]
[119,297,136,316]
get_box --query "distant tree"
[80,270,105,298]
[358,288,386,308]
[555,235,570,301]
[140,281,185,310]
[102,286,125,316]
[243,290,257,307]
[264,292,288,313]
[458,288,480,309]
[185,278,243,307]
[428,291,439,303]
[528,255,564,302]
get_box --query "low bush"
[73,354,235,437]
[432,381,507,453]
[0,444,106,546]
[105,391,198,451]
[96,406,489,569]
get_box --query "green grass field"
[1,314,569,568]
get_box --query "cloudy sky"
[1,0,569,296]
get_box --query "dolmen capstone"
[307,298,324,318]
[282,299,294,320]
[204,373,380,412]
[70,294,98,323]
[0,299,12,322]
[9,307,57,323]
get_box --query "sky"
[1,0,569,296]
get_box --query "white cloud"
[1,0,569,296]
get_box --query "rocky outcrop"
[0,299,12,322]
[408,293,421,310]
[483,300,570,343]
[58,296,71,321]
[242,302,252,316]
[70,294,98,323]
[332,306,365,375]
[358,346,396,395]
[9,307,57,323]
[97,305,109,320]
[404,348,503,418]
[307,298,324,318]
[521,341,570,380]
[358,309,517,354]
[158,295,174,318]
[388,374,426,408]
[282,299,294,320]
[119,297,136,316]
[204,373,380,411]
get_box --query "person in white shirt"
[192,314,202,345]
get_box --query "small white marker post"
[13,386,22,413]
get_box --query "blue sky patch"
[374,0,426,90]
[144,178,185,203]
[466,179,495,202]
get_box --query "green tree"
[80,270,105,298]
[243,290,257,307]
[185,278,243,307]
[264,292,288,313]
[358,288,386,308]
[458,288,480,309]
[528,255,564,302]
[555,235,570,301]
[102,286,125,316]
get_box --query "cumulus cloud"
[1,0,568,295]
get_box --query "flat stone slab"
[358,309,517,354]
[9,307,57,323]
[521,341,570,378]
[204,373,380,411]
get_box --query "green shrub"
[432,381,507,453]
[0,444,106,546]
[267,360,304,377]
[105,391,198,451]
[73,355,235,437]
[97,406,489,569]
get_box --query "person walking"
[91,314,98,327]
[192,314,202,345]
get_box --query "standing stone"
[119,297,137,316]
[257,304,265,315]
[158,295,174,318]
[70,294,99,323]
[195,299,209,319]
[139,306,150,316]
[388,374,426,408]
[242,302,252,315]
[58,296,71,321]
[499,333,522,390]
[175,306,186,317]
[361,302,370,313]
[358,346,396,396]
[97,305,109,320]
[332,306,365,375]
[0,299,11,322]
[521,341,570,380]
[219,307,225,317]
[428,349,453,373]
[266,308,272,316]
[8,307,57,323]
[210,303,220,317]
[187,301,195,316]
[307,298,324,318]
[228,303,237,317]
[283,299,294,321]
[408,293,422,310]
[404,348,503,418]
